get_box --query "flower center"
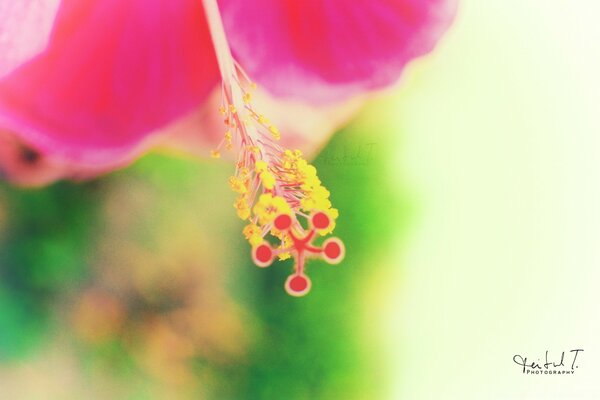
[202,0,344,296]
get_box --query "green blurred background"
[0,109,406,399]
[2,0,600,399]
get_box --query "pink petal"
[0,0,219,167]
[220,0,457,103]
[0,81,362,187]
[0,128,111,187]
[0,0,61,78]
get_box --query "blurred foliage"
[0,181,102,359]
[0,115,409,399]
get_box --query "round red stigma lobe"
[285,274,311,297]
[254,243,274,267]
[324,241,341,259]
[290,276,307,292]
[274,214,292,230]
[322,238,345,264]
[312,212,330,230]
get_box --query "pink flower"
[0,0,456,186]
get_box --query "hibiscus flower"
[0,0,456,295]
[0,0,456,185]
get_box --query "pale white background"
[381,0,600,398]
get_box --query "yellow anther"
[228,176,248,194]
[254,160,275,189]
[210,150,221,158]
[269,125,280,140]
[261,171,276,190]
[239,167,250,177]
[234,196,251,220]
[243,223,263,246]
[255,160,268,173]
[253,193,292,225]
[277,234,293,260]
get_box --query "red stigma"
[251,210,345,296]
